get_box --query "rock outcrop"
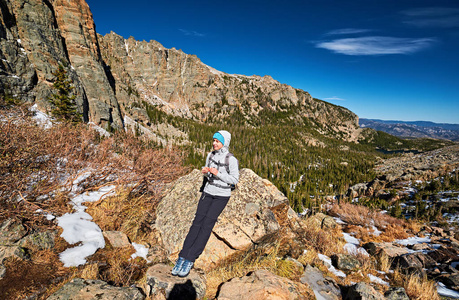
[156,168,289,269]
[145,263,206,299]
[217,269,313,300]
[47,278,145,300]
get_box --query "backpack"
[200,152,238,191]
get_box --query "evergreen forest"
[135,101,453,212]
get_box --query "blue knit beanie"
[213,132,225,145]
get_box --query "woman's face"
[213,138,223,151]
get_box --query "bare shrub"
[391,269,440,300]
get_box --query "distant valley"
[360,118,459,141]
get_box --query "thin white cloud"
[401,7,459,28]
[325,28,373,36]
[179,29,206,37]
[324,96,346,101]
[315,36,436,56]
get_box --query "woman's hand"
[202,167,218,175]
[208,168,218,176]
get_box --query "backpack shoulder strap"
[225,152,233,174]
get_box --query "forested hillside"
[138,103,453,212]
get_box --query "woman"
[172,130,239,277]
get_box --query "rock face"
[1,0,362,141]
[145,263,207,299]
[156,168,288,269]
[53,0,123,128]
[47,278,145,300]
[217,269,312,300]
[98,31,361,141]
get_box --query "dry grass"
[391,269,440,300]
[97,247,147,286]
[0,100,187,226]
[205,237,308,299]
[329,202,406,230]
[0,101,188,299]
[86,187,160,244]
[294,218,346,257]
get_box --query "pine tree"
[49,64,81,122]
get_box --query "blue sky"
[86,0,459,124]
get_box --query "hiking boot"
[171,257,185,276]
[177,259,194,277]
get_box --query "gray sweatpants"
[179,192,230,262]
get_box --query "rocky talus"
[2,162,459,299]
[156,168,292,270]
[348,144,459,199]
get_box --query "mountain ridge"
[360,118,459,141]
[0,0,363,143]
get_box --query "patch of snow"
[46,213,55,221]
[343,232,360,245]
[395,236,431,246]
[17,39,21,44]
[371,225,382,236]
[9,75,20,79]
[342,232,369,256]
[57,211,105,267]
[333,217,347,225]
[437,282,459,299]
[318,254,346,277]
[368,274,389,286]
[30,104,52,129]
[57,185,116,267]
[344,243,370,256]
[131,243,151,263]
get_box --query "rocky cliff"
[0,0,361,140]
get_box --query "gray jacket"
[203,130,239,197]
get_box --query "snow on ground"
[371,224,382,236]
[30,104,52,129]
[57,184,116,267]
[437,282,459,299]
[318,253,346,278]
[131,243,151,263]
[368,274,389,286]
[342,232,369,256]
[395,236,431,246]
[333,217,347,225]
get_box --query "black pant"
[179,192,230,262]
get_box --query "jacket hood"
[218,130,231,148]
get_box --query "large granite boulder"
[145,263,206,299]
[156,168,288,269]
[217,269,313,300]
[47,278,145,300]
